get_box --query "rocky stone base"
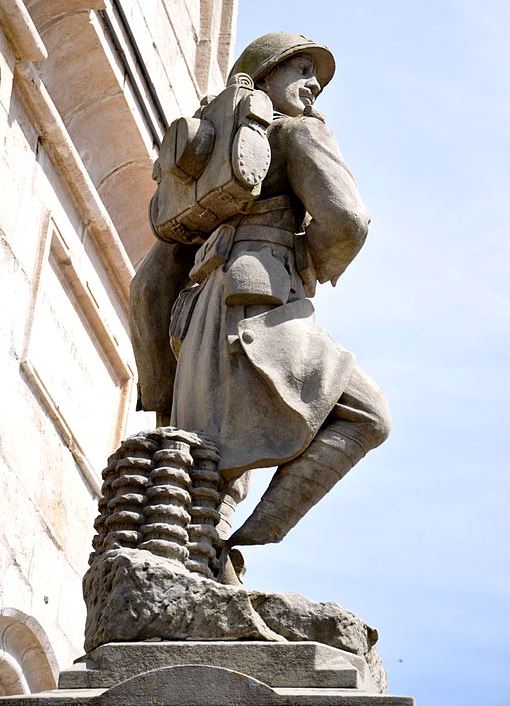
[84,548,387,691]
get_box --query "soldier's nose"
[305,76,321,97]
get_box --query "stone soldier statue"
[130,32,391,556]
[82,37,413,700]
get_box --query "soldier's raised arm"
[285,115,370,284]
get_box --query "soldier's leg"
[228,366,390,547]
[326,364,391,454]
[216,472,251,584]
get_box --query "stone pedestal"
[0,642,415,705]
[23,429,414,706]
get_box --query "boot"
[216,473,251,585]
[216,472,251,540]
[228,423,366,547]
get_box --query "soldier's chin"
[284,102,308,117]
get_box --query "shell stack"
[139,436,193,564]
[89,428,224,579]
[186,441,222,579]
[90,435,155,562]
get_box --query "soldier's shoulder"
[276,113,334,145]
[268,114,293,133]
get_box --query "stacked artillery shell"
[89,436,155,562]
[102,436,155,552]
[138,435,193,564]
[89,450,119,564]
[89,428,224,579]
[186,441,222,579]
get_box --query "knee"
[366,387,391,449]
[333,367,392,452]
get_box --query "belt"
[235,225,295,249]
[247,195,292,214]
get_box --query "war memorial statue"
[0,33,414,706]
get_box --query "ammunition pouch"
[224,247,290,306]
[189,223,236,284]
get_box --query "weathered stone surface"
[83,549,386,692]
[60,641,367,691]
[84,549,282,651]
[101,665,277,705]
[252,592,387,692]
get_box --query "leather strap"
[235,224,295,249]
[248,195,292,214]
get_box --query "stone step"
[1,688,415,706]
[59,641,369,691]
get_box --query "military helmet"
[228,32,335,91]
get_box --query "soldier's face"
[258,54,321,117]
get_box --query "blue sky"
[232,2,510,704]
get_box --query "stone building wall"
[0,0,237,695]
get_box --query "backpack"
[150,73,273,245]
